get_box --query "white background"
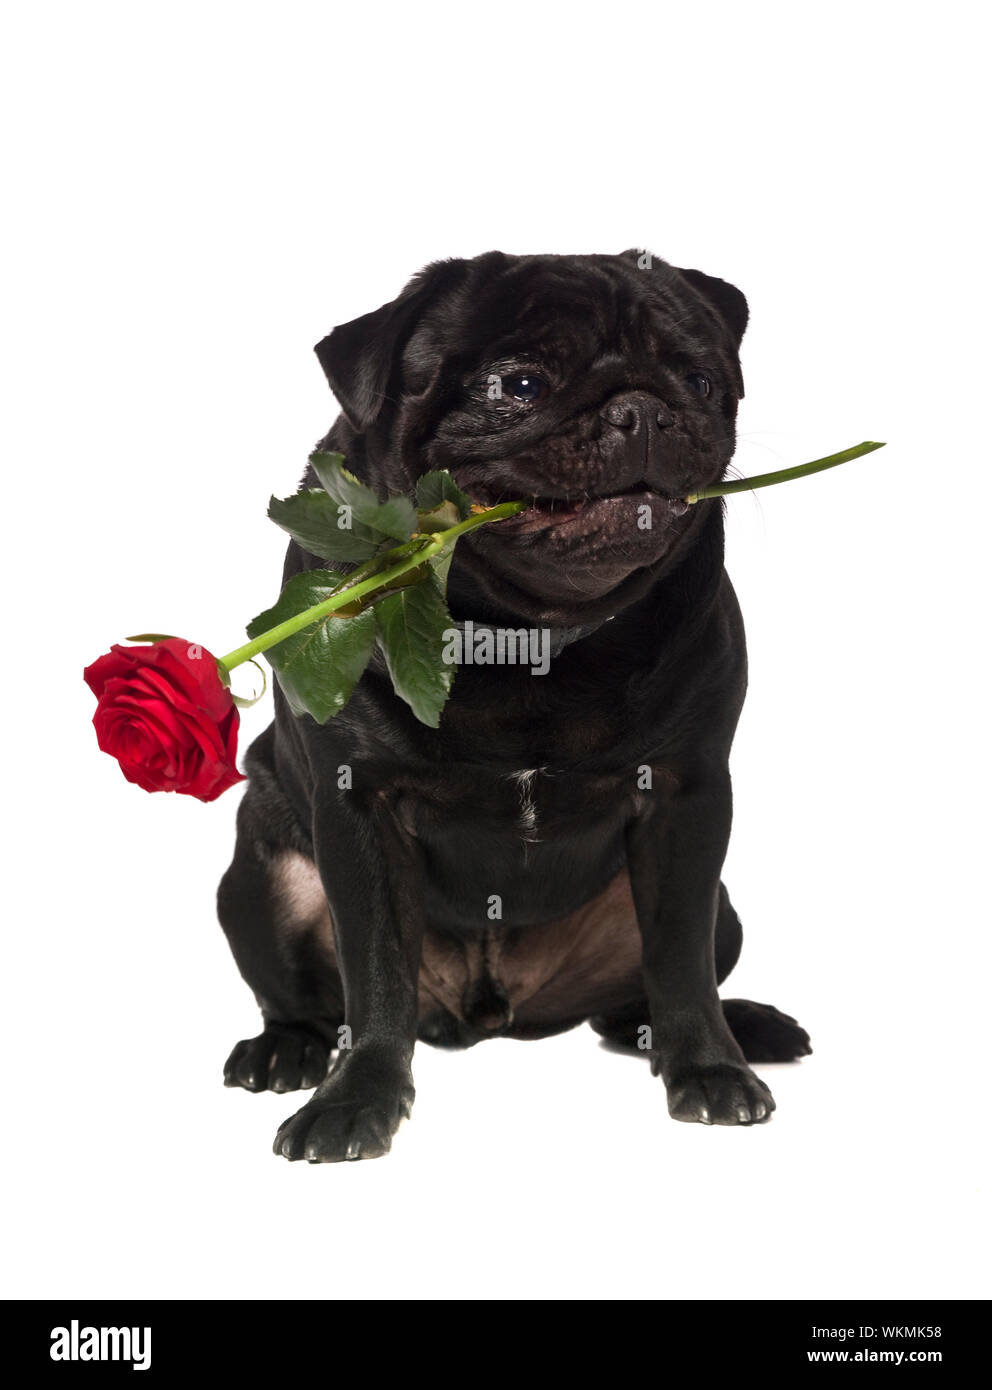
[2,1,989,1301]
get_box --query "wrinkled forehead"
[412,256,723,374]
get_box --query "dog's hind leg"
[715,884,812,1060]
[591,1000,811,1061]
[591,883,811,1062]
[714,880,743,983]
[720,1000,811,1062]
[217,738,344,1093]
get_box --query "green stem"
[686,440,885,503]
[218,500,527,672]
[325,535,428,592]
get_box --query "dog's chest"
[392,762,649,847]
[508,768,541,843]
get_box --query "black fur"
[218,250,811,1161]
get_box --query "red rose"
[84,639,246,803]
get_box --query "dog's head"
[315,251,747,625]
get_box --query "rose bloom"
[84,638,245,803]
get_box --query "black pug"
[218,249,811,1163]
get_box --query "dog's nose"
[602,393,674,433]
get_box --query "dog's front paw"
[224,1023,331,1093]
[666,1062,775,1126]
[273,1055,415,1163]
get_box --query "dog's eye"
[687,372,712,398]
[503,373,549,403]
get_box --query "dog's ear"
[675,267,749,349]
[315,259,466,431]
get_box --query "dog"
[218,249,811,1162]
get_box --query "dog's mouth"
[466,482,691,536]
[447,472,711,618]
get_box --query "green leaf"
[429,543,456,595]
[247,570,377,723]
[311,451,417,543]
[374,570,455,727]
[413,473,471,593]
[125,633,180,643]
[268,490,385,562]
[416,499,462,531]
[415,470,472,523]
